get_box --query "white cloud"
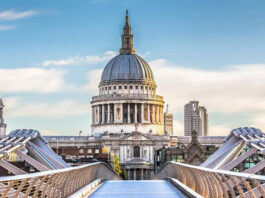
[209,124,231,136]
[151,59,265,114]
[0,68,68,93]
[173,119,184,136]
[5,99,89,118]
[42,51,117,67]
[173,119,231,136]
[150,59,265,133]
[83,69,103,94]
[251,114,265,130]
[2,97,19,109]
[0,25,16,31]
[41,130,62,136]
[138,51,151,58]
[0,10,37,21]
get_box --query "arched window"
[133,146,140,158]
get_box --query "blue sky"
[1,0,265,136]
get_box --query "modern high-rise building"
[0,98,7,138]
[164,105,173,136]
[184,101,208,136]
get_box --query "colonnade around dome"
[91,102,164,126]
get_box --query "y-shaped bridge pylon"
[154,127,265,198]
[0,129,121,197]
[201,127,265,173]
[0,129,70,175]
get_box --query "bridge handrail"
[154,161,265,198]
[0,162,121,198]
[156,161,265,181]
[0,162,116,181]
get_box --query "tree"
[111,153,122,176]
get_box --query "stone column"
[91,106,94,124]
[94,106,97,124]
[152,105,155,124]
[161,105,164,124]
[141,169,143,180]
[102,104,105,124]
[128,169,131,180]
[127,103,130,123]
[134,169,136,180]
[141,103,144,123]
[93,106,96,124]
[154,105,157,123]
[94,106,96,124]
[113,104,117,123]
[157,105,160,124]
[156,105,159,124]
[120,103,123,123]
[160,105,162,124]
[107,104,110,123]
[134,104,137,123]
[97,105,100,124]
[147,104,150,123]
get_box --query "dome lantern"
[120,10,135,54]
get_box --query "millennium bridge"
[0,127,265,197]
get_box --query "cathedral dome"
[100,10,155,86]
[91,10,165,136]
[100,53,154,84]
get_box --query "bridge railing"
[0,162,121,198]
[153,161,265,198]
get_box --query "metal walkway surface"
[88,180,187,198]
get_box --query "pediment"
[121,131,153,141]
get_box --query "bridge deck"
[88,180,187,198]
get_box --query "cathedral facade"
[89,11,170,179]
